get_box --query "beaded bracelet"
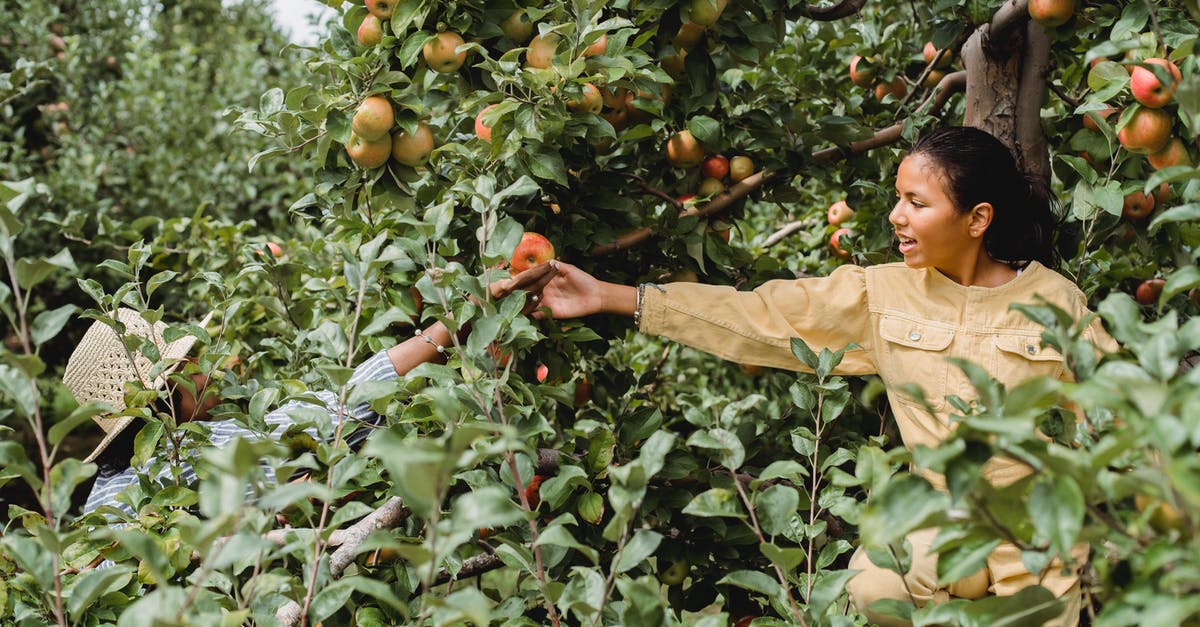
[633,284,646,327]
[414,327,447,354]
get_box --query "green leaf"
[686,428,744,470]
[716,570,782,597]
[31,304,76,347]
[614,529,662,573]
[66,565,133,618]
[859,475,949,546]
[687,116,721,146]
[1148,202,1200,234]
[807,568,860,617]
[759,541,806,574]
[451,485,525,529]
[790,337,819,369]
[682,488,744,518]
[754,484,799,537]
[48,402,107,447]
[1028,475,1083,558]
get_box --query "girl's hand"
[537,262,630,319]
[489,262,558,314]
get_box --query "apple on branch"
[1118,107,1172,155]
[358,15,383,47]
[701,155,730,180]
[729,156,755,182]
[1028,0,1075,27]
[422,31,467,74]
[508,232,556,275]
[391,122,436,167]
[352,96,394,142]
[1135,278,1165,305]
[827,200,855,226]
[666,130,704,168]
[1129,58,1181,108]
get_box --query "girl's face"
[889,153,984,283]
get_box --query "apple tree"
[3,0,1200,625]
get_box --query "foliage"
[1,0,1199,625]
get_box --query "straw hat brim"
[72,311,213,464]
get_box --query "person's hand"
[535,261,609,319]
[488,262,558,314]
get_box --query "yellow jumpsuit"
[638,261,1118,626]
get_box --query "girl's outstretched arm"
[537,261,636,319]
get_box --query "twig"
[763,219,820,248]
[275,497,412,625]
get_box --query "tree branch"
[276,497,413,625]
[985,0,1032,49]
[794,0,867,20]
[1015,19,1052,180]
[590,71,967,258]
[763,219,821,248]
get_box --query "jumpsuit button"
[909,331,921,341]
[1026,345,1036,355]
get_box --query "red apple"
[256,242,284,258]
[701,155,730,180]
[849,55,877,88]
[729,156,755,181]
[352,96,394,142]
[1082,106,1116,131]
[345,132,392,169]
[667,130,704,168]
[536,363,549,382]
[1136,278,1165,305]
[874,77,906,101]
[422,31,467,74]
[1118,107,1172,155]
[923,42,952,69]
[508,232,556,275]
[1028,0,1075,27]
[1154,182,1171,206]
[584,33,607,57]
[524,474,546,509]
[1147,137,1191,170]
[923,70,946,88]
[827,200,855,225]
[358,15,383,47]
[1130,58,1181,109]
[1122,190,1155,220]
[830,228,852,260]
[677,193,700,209]
[365,0,395,19]
[475,104,499,142]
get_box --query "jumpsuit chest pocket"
[878,315,956,411]
[991,334,1065,388]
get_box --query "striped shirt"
[82,350,398,516]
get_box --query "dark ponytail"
[909,127,1058,268]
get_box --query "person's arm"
[386,262,559,376]
[541,262,876,374]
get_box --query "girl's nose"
[888,204,904,226]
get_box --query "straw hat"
[62,308,212,463]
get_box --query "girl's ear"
[968,202,994,239]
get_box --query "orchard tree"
[2,0,1200,625]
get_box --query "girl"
[536,126,1117,626]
